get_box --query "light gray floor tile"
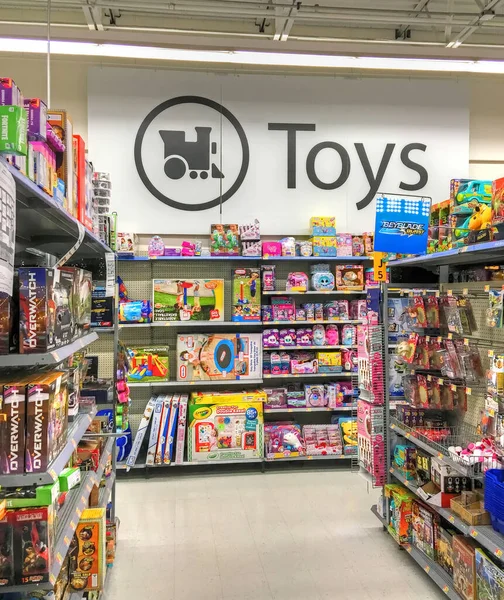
[105,470,445,600]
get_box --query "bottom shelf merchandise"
[121,389,359,468]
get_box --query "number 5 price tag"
[373,252,387,282]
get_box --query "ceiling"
[2,0,504,61]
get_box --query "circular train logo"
[134,96,249,211]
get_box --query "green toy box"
[0,106,27,156]
[232,268,261,322]
[187,401,264,462]
[153,279,224,322]
[1,481,59,508]
[58,467,81,492]
[126,346,169,383]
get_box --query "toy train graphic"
[159,126,224,180]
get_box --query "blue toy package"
[119,300,152,324]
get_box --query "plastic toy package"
[119,300,152,324]
[264,422,305,459]
[210,224,240,256]
[152,279,224,322]
[232,269,261,322]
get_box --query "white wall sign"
[88,67,469,235]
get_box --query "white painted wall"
[2,54,504,182]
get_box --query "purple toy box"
[0,78,22,106]
[24,98,48,140]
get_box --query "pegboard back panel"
[440,281,503,430]
[88,335,116,379]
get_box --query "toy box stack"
[153,278,224,322]
[0,79,27,159]
[309,217,337,257]
[176,333,262,382]
[232,269,261,322]
[187,391,264,462]
[239,220,261,257]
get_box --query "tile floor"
[106,469,445,600]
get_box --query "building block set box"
[152,279,224,322]
[475,549,504,600]
[187,401,263,462]
[232,268,261,322]
[26,371,68,473]
[11,505,54,585]
[69,508,106,592]
[18,267,75,353]
[176,333,262,381]
[126,346,169,383]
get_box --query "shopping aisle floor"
[106,470,444,600]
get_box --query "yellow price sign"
[448,515,455,524]
[443,585,449,594]
[485,285,491,292]
[373,252,387,283]
[495,548,503,558]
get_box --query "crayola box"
[177,333,262,382]
[190,390,267,404]
[187,402,263,462]
[153,279,224,322]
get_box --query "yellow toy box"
[69,508,106,592]
[310,236,338,257]
[316,351,342,373]
[190,390,267,404]
[310,216,336,236]
[188,402,264,462]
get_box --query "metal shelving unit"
[118,255,371,262]
[264,372,354,379]
[128,379,264,388]
[0,332,98,367]
[99,472,116,509]
[0,410,96,487]
[263,290,367,296]
[264,406,356,413]
[405,544,461,600]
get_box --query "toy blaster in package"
[69,508,106,592]
[188,402,263,461]
[153,279,224,322]
[177,333,262,382]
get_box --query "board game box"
[453,535,478,600]
[475,548,504,600]
[177,333,262,381]
[436,526,456,576]
[152,279,224,322]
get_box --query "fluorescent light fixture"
[2,37,504,74]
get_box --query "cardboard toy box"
[19,267,75,353]
[69,508,106,592]
[73,134,93,230]
[24,98,47,141]
[232,268,261,322]
[453,535,478,600]
[0,78,22,106]
[11,505,54,585]
[60,267,92,338]
[126,346,169,383]
[450,179,492,214]
[47,110,75,217]
[152,279,224,322]
[1,481,59,509]
[0,517,14,586]
[411,500,439,560]
[0,378,27,475]
[187,401,263,462]
[210,224,240,256]
[26,371,68,472]
[475,548,504,600]
[177,333,262,382]
[431,457,473,494]
[492,177,504,226]
[0,106,27,156]
[336,265,364,291]
[436,526,456,577]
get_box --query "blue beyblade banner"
[374,195,431,255]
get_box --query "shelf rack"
[118,255,372,262]
[0,332,98,367]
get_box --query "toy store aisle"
[105,471,445,600]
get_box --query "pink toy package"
[262,241,282,257]
[286,272,308,292]
[303,424,342,456]
[336,233,353,257]
[342,348,357,372]
[264,422,305,459]
[263,329,280,348]
[304,384,326,407]
[296,328,313,346]
[264,387,288,410]
[326,382,354,408]
[357,399,385,486]
[174,394,189,464]
[350,300,367,320]
[291,351,318,374]
[325,324,339,346]
[272,303,295,322]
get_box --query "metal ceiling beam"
[272,0,299,41]
[447,0,504,47]
[82,3,104,31]
[396,0,432,39]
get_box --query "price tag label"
[437,336,442,343]
[56,552,63,565]
[448,515,455,524]
[438,378,444,385]
[76,508,82,518]
[389,468,394,474]
[426,336,430,342]
[435,291,440,297]
[485,285,491,292]
[466,387,472,396]
[406,546,412,554]
[437,452,444,460]
[64,535,70,546]
[447,289,453,296]
[49,469,57,481]
[307,456,313,460]
[470,529,478,538]
[427,375,432,382]
[306,408,312,412]
[165,322,171,327]
[451,384,457,392]
[405,433,411,439]
[463,288,468,296]
[50,350,60,362]
[489,350,495,357]
[495,548,503,558]
[50,574,56,585]
[70,520,76,530]
[447,333,453,340]
[71,438,77,449]
[373,252,387,283]
[424,565,430,574]
[86,484,92,493]
[404,479,409,487]
[391,423,396,429]
[464,338,469,346]
[288,408,293,413]
[443,585,449,594]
